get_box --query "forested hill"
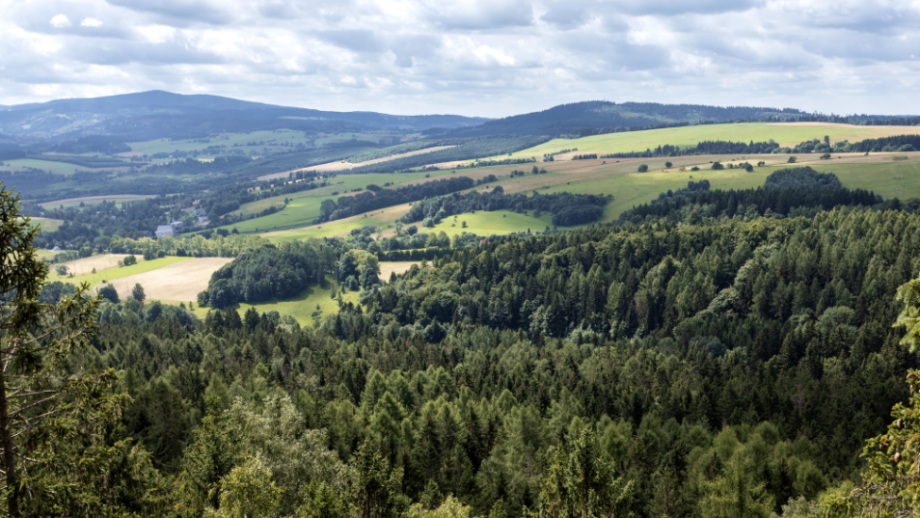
[0,90,490,140]
[443,101,806,137]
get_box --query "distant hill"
[442,100,808,138]
[0,91,490,140]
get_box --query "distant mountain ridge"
[0,91,490,140]
[441,100,811,138]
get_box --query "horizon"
[0,0,916,117]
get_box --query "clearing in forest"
[378,262,420,280]
[101,257,233,302]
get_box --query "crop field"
[101,257,233,302]
[40,195,155,209]
[469,122,920,164]
[50,253,140,277]
[379,262,419,280]
[47,256,192,288]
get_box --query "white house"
[155,225,175,238]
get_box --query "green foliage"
[638,164,648,172]
[203,455,282,518]
[132,282,146,302]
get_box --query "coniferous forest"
[6,165,920,518]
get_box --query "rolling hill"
[0,90,490,140]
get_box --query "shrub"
[638,164,648,172]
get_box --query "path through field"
[102,257,233,302]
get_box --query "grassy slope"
[431,210,558,236]
[2,159,122,175]
[483,123,920,162]
[224,170,459,232]
[40,196,153,209]
[170,276,362,326]
[126,130,402,156]
[47,256,193,288]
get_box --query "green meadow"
[486,123,920,162]
[430,210,558,236]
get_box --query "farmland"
[102,257,233,302]
[469,122,920,164]
[47,256,193,288]
[430,210,557,235]
[39,194,155,209]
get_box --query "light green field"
[431,210,558,236]
[47,256,193,289]
[225,170,454,232]
[127,130,405,156]
[485,123,920,163]
[807,161,920,201]
[29,217,63,231]
[163,276,362,325]
[2,159,119,175]
[40,195,153,209]
[266,218,384,242]
[36,249,60,261]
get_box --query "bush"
[788,156,797,163]
[637,164,648,172]
[123,255,137,266]
[711,162,724,170]
[664,161,673,168]
[99,284,119,303]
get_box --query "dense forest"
[7,154,920,517]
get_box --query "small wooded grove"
[400,188,611,227]
[13,169,920,518]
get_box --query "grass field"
[30,217,63,231]
[47,256,193,289]
[40,195,155,209]
[2,159,104,175]
[225,170,458,232]
[431,210,557,236]
[230,276,361,326]
[472,123,920,164]
[102,257,232,302]
[126,130,406,157]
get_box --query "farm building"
[155,225,175,238]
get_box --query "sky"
[0,0,918,117]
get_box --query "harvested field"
[379,262,419,280]
[54,254,140,276]
[259,146,456,180]
[101,257,233,302]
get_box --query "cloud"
[49,14,71,28]
[0,0,917,117]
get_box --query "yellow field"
[100,257,233,302]
[379,262,419,280]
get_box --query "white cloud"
[49,14,71,28]
[0,0,913,117]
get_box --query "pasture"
[233,276,361,326]
[40,194,155,209]
[1,158,124,175]
[102,257,233,302]
[430,210,557,236]
[126,130,407,157]
[469,122,920,164]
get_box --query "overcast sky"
[0,0,917,117]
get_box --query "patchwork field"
[47,256,193,288]
[30,217,63,231]
[259,146,456,179]
[50,253,141,277]
[1,158,121,175]
[125,130,407,157]
[101,257,233,302]
[466,122,920,165]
